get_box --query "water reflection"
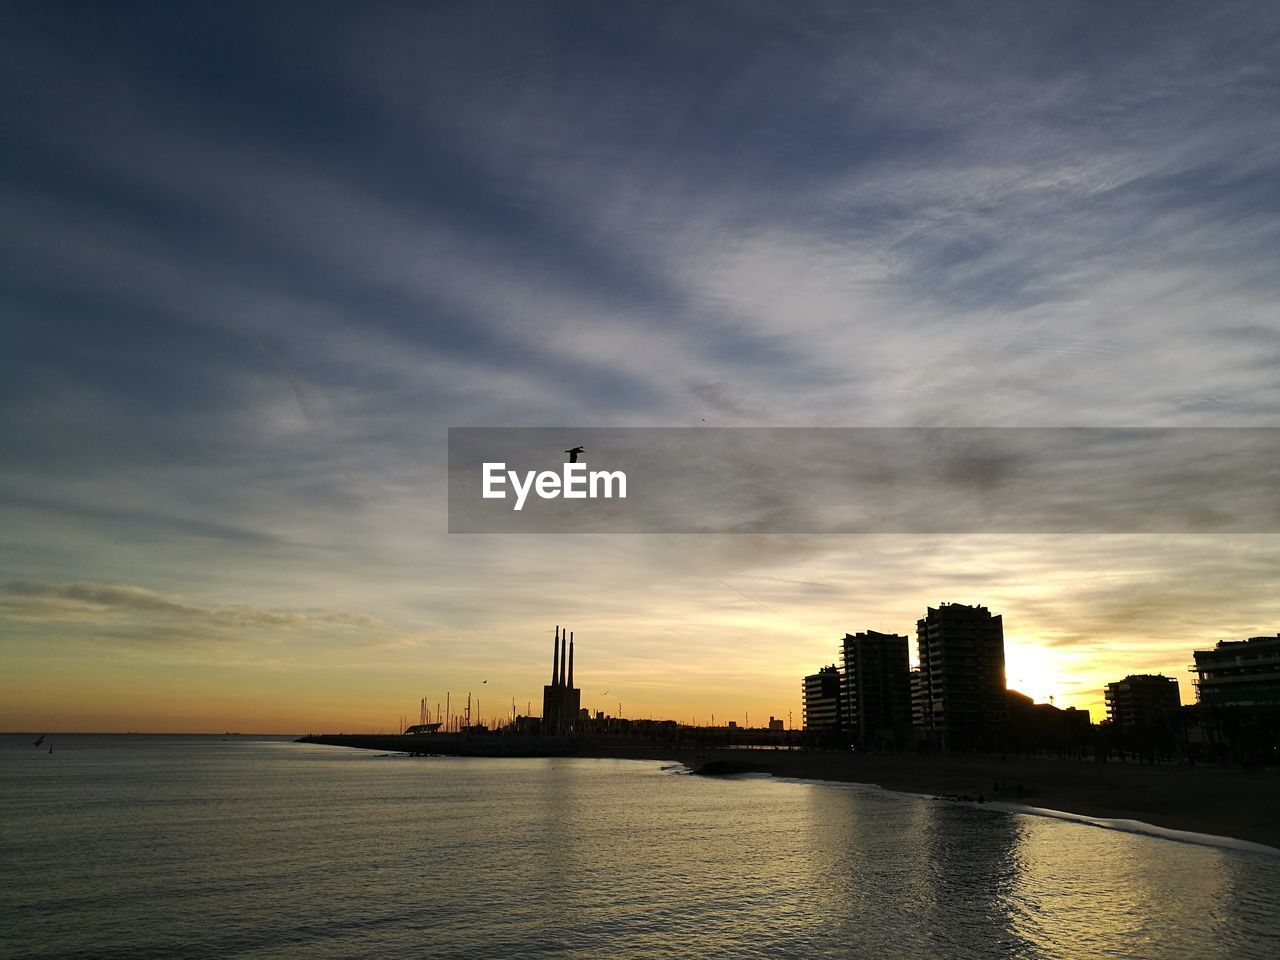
[4,740,1279,960]
[798,784,1031,958]
[1008,815,1230,959]
[919,804,1030,957]
[795,780,1280,960]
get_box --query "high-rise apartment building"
[916,603,1007,750]
[840,630,911,747]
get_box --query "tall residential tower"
[917,603,1007,751]
[840,630,912,749]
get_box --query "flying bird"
[565,445,584,463]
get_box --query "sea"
[2,734,1278,959]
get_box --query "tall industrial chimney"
[552,626,560,685]
[568,631,574,689]
[559,626,568,687]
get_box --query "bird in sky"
[565,445,584,463]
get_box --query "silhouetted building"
[404,722,442,735]
[917,603,1007,750]
[803,665,842,732]
[1105,674,1180,730]
[910,669,925,728]
[840,630,911,748]
[1006,690,1091,753]
[1193,635,1280,710]
[768,716,784,732]
[542,625,581,734]
[1188,635,1280,763]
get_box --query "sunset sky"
[3,1,1278,733]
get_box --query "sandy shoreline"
[613,747,1280,850]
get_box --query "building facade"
[1104,674,1181,730]
[1193,635,1280,711]
[840,630,912,748]
[916,603,1007,750]
[1006,689,1091,752]
[803,665,842,733]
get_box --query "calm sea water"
[2,735,1278,959]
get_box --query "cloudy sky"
[3,1,1278,732]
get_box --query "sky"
[2,0,1279,733]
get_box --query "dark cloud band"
[450,427,1280,533]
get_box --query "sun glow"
[1004,642,1069,707]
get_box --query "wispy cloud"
[2,1,1278,727]
[2,580,390,647]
